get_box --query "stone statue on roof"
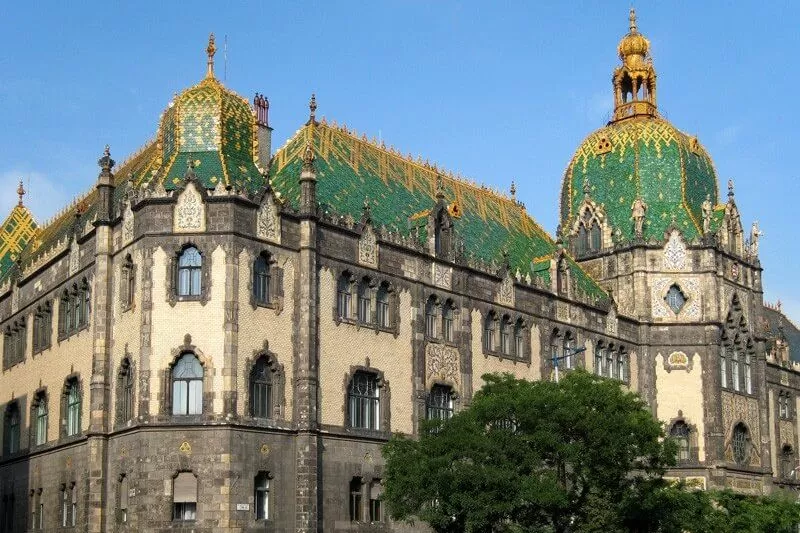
[750,220,763,256]
[701,194,713,234]
[631,197,647,237]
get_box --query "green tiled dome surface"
[271,123,607,301]
[560,117,719,241]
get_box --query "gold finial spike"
[309,93,317,122]
[206,33,217,78]
[510,180,516,199]
[17,179,25,207]
[629,7,637,33]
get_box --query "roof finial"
[17,179,25,207]
[629,7,637,33]
[206,33,217,79]
[435,174,445,200]
[309,93,317,122]
[98,144,115,174]
[727,178,735,199]
[510,180,516,200]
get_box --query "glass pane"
[173,381,187,415]
[190,268,201,296]
[188,380,203,415]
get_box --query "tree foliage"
[382,371,800,532]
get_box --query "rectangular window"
[71,485,77,526]
[62,488,68,527]
[349,478,362,522]
[376,288,389,328]
[426,312,437,338]
[369,481,382,522]
[254,473,269,520]
[173,473,197,521]
[720,348,727,388]
[358,291,371,323]
[731,349,740,392]
[744,353,752,394]
[500,326,510,355]
[443,311,453,342]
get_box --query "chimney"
[254,93,272,170]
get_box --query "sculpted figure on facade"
[631,197,647,237]
[701,194,713,235]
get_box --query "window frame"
[731,423,749,466]
[349,477,363,523]
[171,353,204,416]
[4,402,21,455]
[32,303,52,354]
[347,371,382,432]
[337,272,353,320]
[254,471,271,521]
[176,246,203,299]
[172,472,198,522]
[426,384,455,421]
[65,379,81,437]
[252,253,271,307]
[33,392,48,446]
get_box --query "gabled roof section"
[764,305,800,364]
[270,122,607,302]
[0,205,37,275]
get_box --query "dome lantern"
[612,9,657,122]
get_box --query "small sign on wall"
[236,503,250,511]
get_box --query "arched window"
[60,290,71,336]
[606,346,615,378]
[34,394,48,446]
[375,283,390,328]
[514,319,525,358]
[119,359,134,423]
[595,344,605,375]
[732,423,749,465]
[782,445,795,479]
[744,350,752,394]
[250,357,273,419]
[425,296,439,339]
[252,253,271,305]
[349,477,363,522]
[172,472,197,521]
[589,223,601,251]
[617,350,628,382]
[121,254,135,309]
[66,380,81,437]
[442,300,455,342]
[177,246,202,297]
[254,472,270,520]
[562,333,575,370]
[119,475,129,524]
[357,279,371,323]
[427,385,454,421]
[337,273,352,319]
[33,303,52,353]
[576,225,589,256]
[369,480,383,523]
[731,346,740,392]
[670,421,690,462]
[172,353,203,415]
[4,403,20,454]
[550,331,561,368]
[500,315,512,355]
[484,312,497,352]
[720,345,728,388]
[348,372,380,430]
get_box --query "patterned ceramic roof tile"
[271,123,607,301]
[560,117,721,242]
[764,307,800,363]
[0,205,37,275]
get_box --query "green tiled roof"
[0,205,37,276]
[560,117,721,242]
[271,123,607,302]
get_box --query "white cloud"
[714,125,741,146]
[0,170,71,224]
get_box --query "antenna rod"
[224,35,228,82]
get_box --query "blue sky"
[1,2,798,317]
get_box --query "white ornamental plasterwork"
[256,196,281,243]
[432,263,452,290]
[721,392,761,467]
[681,279,701,320]
[69,241,80,276]
[605,307,618,336]
[497,273,515,307]
[173,182,205,233]
[780,420,795,447]
[358,225,378,268]
[426,343,460,385]
[664,351,693,372]
[122,201,134,246]
[663,230,688,271]
[651,277,700,320]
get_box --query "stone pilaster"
[223,243,239,415]
[138,247,154,418]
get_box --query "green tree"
[382,371,677,533]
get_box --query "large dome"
[559,117,719,242]
[559,10,719,243]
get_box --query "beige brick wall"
[470,309,541,394]
[150,245,227,415]
[655,352,706,461]
[235,249,296,418]
[318,268,414,433]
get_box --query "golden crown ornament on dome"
[617,8,650,63]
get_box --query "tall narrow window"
[337,273,352,319]
[33,304,52,353]
[589,223,601,251]
[442,302,454,342]
[550,333,561,368]
[119,359,134,423]
[731,347,740,392]
[514,319,525,358]
[500,316,511,355]
[119,475,129,524]
[66,380,81,437]
[357,279,371,323]
[172,473,197,521]
[607,348,616,379]
[595,345,605,375]
[62,486,69,527]
[35,395,48,446]
[427,385,454,421]
[253,254,271,305]
[576,225,589,255]
[172,353,203,415]
[73,284,83,330]
[349,477,363,522]
[670,421,690,462]
[61,290,71,336]
[5,403,20,454]
[425,297,438,339]
[254,472,270,520]
[744,351,752,394]
[732,423,749,465]
[375,284,390,328]
[484,312,497,352]
[563,335,575,370]
[617,352,627,382]
[369,480,382,523]
[720,345,728,388]
[70,484,77,526]
[121,255,135,309]
[782,446,795,479]
[250,357,272,419]
[348,372,380,430]
[177,246,202,297]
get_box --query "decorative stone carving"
[663,230,687,271]
[683,476,707,491]
[256,195,280,243]
[721,392,761,467]
[663,351,696,372]
[556,301,570,323]
[780,420,795,447]
[68,241,80,276]
[122,201,134,246]
[425,343,460,385]
[431,263,452,290]
[497,273,514,307]
[651,277,700,320]
[174,182,205,233]
[605,307,618,336]
[358,224,378,267]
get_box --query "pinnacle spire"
[629,7,637,33]
[309,93,317,122]
[17,179,25,207]
[206,33,217,79]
